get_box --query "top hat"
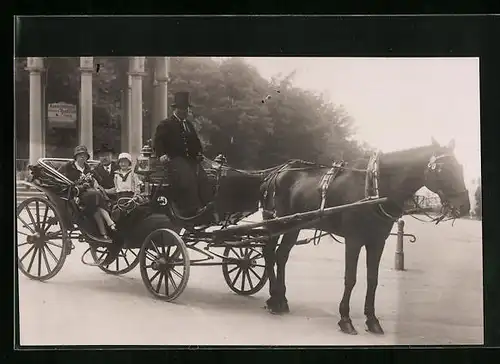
[73,145,90,160]
[172,91,191,109]
[95,143,114,155]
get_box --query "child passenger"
[108,153,142,199]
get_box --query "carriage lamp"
[136,142,154,175]
[135,141,154,195]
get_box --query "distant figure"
[153,91,212,218]
[59,145,116,242]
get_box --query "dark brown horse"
[260,138,470,335]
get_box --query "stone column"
[152,57,170,134]
[26,57,45,165]
[128,56,145,159]
[121,74,132,153]
[79,57,94,158]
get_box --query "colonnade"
[25,56,170,164]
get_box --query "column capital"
[26,57,44,73]
[128,56,146,77]
[79,56,94,73]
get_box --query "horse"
[259,138,471,335]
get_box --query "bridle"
[366,151,467,224]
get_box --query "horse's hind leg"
[263,235,279,311]
[269,230,299,315]
[338,237,363,335]
[364,240,385,335]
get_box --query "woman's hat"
[172,91,191,109]
[118,152,133,164]
[95,143,114,155]
[73,145,90,160]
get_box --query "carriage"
[16,144,388,302]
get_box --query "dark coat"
[153,114,203,161]
[92,162,119,189]
[58,161,92,182]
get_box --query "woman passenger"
[59,145,116,242]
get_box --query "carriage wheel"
[90,246,140,275]
[139,228,190,302]
[222,246,268,296]
[16,197,70,281]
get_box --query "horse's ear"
[431,137,439,146]
[447,138,456,151]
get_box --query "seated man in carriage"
[92,143,119,197]
[153,91,214,219]
[58,145,116,242]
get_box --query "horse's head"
[423,137,471,218]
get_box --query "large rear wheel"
[139,228,190,302]
[17,197,70,281]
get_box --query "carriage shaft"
[216,197,388,238]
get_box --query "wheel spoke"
[148,270,161,284]
[171,267,183,279]
[151,239,161,255]
[145,250,157,262]
[27,247,38,273]
[122,253,130,267]
[227,265,239,274]
[35,201,40,225]
[166,244,171,259]
[25,206,37,228]
[20,244,36,263]
[18,231,31,237]
[46,240,63,249]
[41,245,52,274]
[230,248,241,258]
[115,256,120,271]
[37,245,42,276]
[155,272,165,293]
[129,249,138,258]
[249,267,262,280]
[40,205,49,231]
[254,264,265,268]
[18,215,35,234]
[44,244,59,263]
[240,269,246,291]
[167,271,178,292]
[246,270,255,290]
[231,268,243,287]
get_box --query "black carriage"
[17,146,389,303]
[15,153,271,300]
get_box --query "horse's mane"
[381,144,443,166]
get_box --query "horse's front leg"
[269,230,299,315]
[364,240,386,334]
[262,235,279,311]
[338,237,363,335]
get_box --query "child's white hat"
[118,152,133,164]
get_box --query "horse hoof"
[365,318,385,335]
[338,319,358,335]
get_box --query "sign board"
[47,102,77,128]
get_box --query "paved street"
[17,209,483,346]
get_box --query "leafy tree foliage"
[15,57,370,168]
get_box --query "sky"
[244,57,481,185]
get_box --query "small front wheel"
[222,246,268,296]
[139,228,190,301]
[90,246,140,275]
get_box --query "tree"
[15,57,365,170]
